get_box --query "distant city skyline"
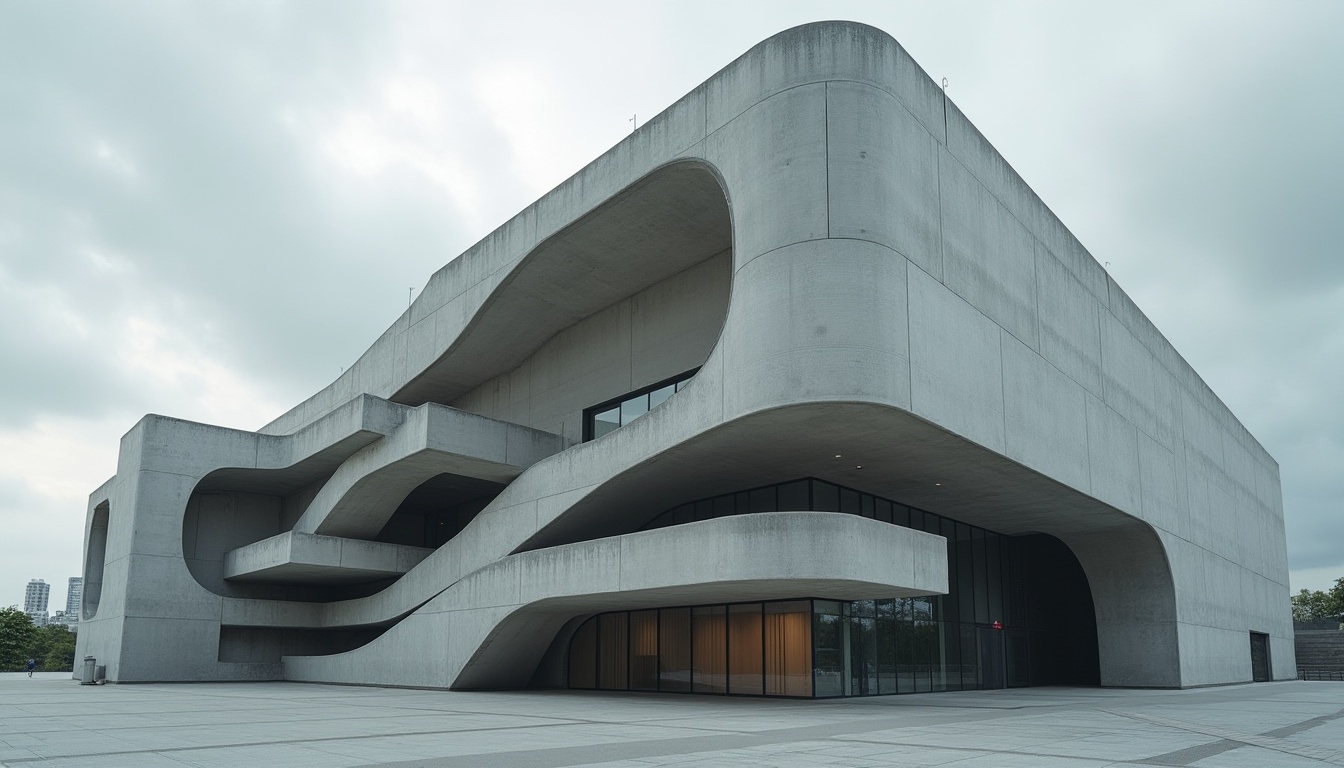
[14,575,82,613]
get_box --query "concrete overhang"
[223,531,433,585]
[523,400,1150,554]
[294,403,567,538]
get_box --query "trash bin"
[81,656,96,685]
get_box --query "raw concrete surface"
[78,20,1293,691]
[3,675,1342,767]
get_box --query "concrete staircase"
[1295,630,1344,680]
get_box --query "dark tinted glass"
[876,498,893,523]
[713,495,735,518]
[839,487,861,516]
[812,481,839,512]
[777,480,809,511]
[749,487,776,514]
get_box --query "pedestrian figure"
[26,658,36,677]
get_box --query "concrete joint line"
[1107,708,1344,765]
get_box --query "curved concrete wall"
[282,512,947,689]
[78,21,1293,690]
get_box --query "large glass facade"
[566,477,1100,697]
[569,599,814,697]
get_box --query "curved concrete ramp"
[282,512,947,689]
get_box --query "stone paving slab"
[1,673,1342,767]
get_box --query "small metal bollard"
[81,656,97,685]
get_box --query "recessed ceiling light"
[855,465,862,469]
[834,454,842,458]
[934,482,942,486]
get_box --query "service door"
[1250,632,1271,682]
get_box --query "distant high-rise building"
[66,577,83,616]
[24,579,49,613]
[24,579,50,627]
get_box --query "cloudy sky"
[1,1,1340,610]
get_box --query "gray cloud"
[1,1,1340,606]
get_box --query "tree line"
[1291,577,1344,626]
[0,607,78,671]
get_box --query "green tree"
[0,606,38,671]
[1291,576,1344,623]
[29,625,78,672]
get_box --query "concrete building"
[76,22,1293,695]
[24,579,49,627]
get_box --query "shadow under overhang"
[521,401,1147,552]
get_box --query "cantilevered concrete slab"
[223,531,433,585]
[292,402,566,539]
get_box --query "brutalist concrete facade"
[77,22,1294,690]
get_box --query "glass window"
[694,499,714,522]
[876,498,893,524]
[914,619,934,692]
[692,606,726,693]
[896,603,915,693]
[973,530,989,624]
[986,533,1003,624]
[861,494,875,519]
[629,610,658,690]
[957,524,975,624]
[960,623,980,688]
[909,508,924,530]
[765,601,812,696]
[892,503,910,528]
[777,480,809,511]
[672,504,693,526]
[923,512,941,536]
[749,486,776,514]
[659,607,691,692]
[811,481,839,513]
[648,384,675,410]
[621,394,649,426]
[568,617,597,689]
[939,622,960,691]
[592,408,620,439]
[812,601,845,698]
[713,495,735,518]
[877,599,898,694]
[850,600,878,696]
[840,487,861,516]
[598,613,628,690]
[942,518,960,625]
[728,603,764,695]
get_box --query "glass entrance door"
[978,626,1006,689]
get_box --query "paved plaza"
[2,674,1342,767]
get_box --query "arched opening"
[82,501,109,620]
